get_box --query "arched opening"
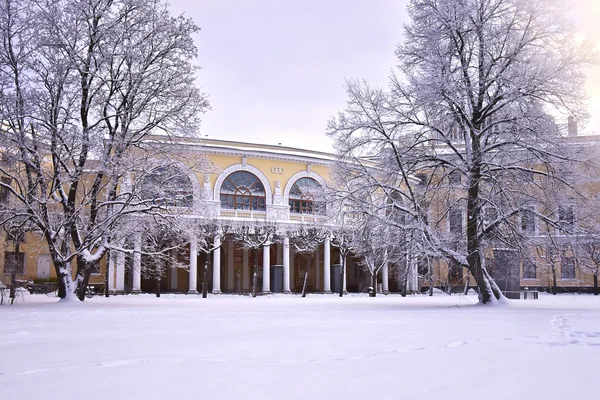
[289,177,324,214]
[220,171,266,211]
[139,165,193,207]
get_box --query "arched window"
[140,165,193,207]
[220,171,266,211]
[289,177,323,214]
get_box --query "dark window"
[289,177,324,215]
[220,171,266,211]
[558,205,574,233]
[0,177,12,204]
[3,252,24,275]
[523,259,537,279]
[561,256,575,279]
[521,207,536,235]
[449,208,463,234]
[140,166,193,207]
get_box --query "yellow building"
[2,135,600,296]
[1,138,381,295]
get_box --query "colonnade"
[108,233,392,294]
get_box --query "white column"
[382,263,389,294]
[262,245,270,293]
[188,234,198,294]
[116,246,125,294]
[170,248,178,290]
[108,252,116,292]
[341,253,347,293]
[315,247,321,292]
[132,233,142,293]
[227,240,234,292]
[283,237,291,293]
[242,248,249,291]
[290,244,295,292]
[408,257,419,292]
[323,237,331,293]
[212,235,222,294]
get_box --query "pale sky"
[169,0,600,152]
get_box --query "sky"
[168,0,600,152]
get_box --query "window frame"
[557,204,575,235]
[219,171,266,212]
[288,177,324,215]
[3,251,25,275]
[448,207,464,234]
[522,258,537,280]
[520,206,537,236]
[560,255,576,280]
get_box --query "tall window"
[3,252,24,275]
[140,165,193,207]
[558,205,574,234]
[449,207,463,234]
[521,207,536,235]
[0,176,11,204]
[289,177,323,214]
[561,256,575,279]
[220,171,266,211]
[523,258,537,279]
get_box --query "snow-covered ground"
[1,293,599,400]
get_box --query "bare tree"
[288,226,326,297]
[354,225,390,297]
[1,222,27,305]
[0,0,209,300]
[329,227,355,297]
[574,235,600,295]
[534,231,562,296]
[189,221,230,298]
[232,224,278,297]
[137,217,188,297]
[328,0,592,304]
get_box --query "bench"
[502,290,539,300]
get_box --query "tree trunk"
[9,269,16,305]
[552,265,557,295]
[371,273,377,297]
[104,249,110,298]
[428,261,434,297]
[471,266,485,301]
[301,258,310,298]
[463,270,471,295]
[252,248,258,298]
[401,271,408,297]
[594,273,598,296]
[9,241,18,305]
[339,254,345,297]
[156,262,161,298]
[75,259,94,301]
[464,131,500,305]
[52,258,67,299]
[55,261,78,301]
[202,258,209,299]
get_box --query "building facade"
[2,136,600,295]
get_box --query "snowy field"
[1,293,599,400]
